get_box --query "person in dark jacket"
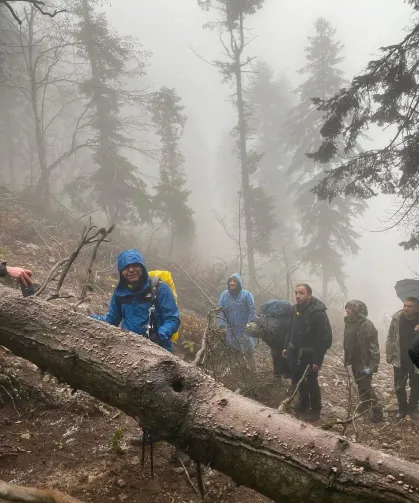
[344,300,383,423]
[90,249,180,352]
[0,260,32,287]
[282,283,332,422]
[386,297,419,420]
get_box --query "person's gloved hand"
[149,332,161,345]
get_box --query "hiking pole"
[150,438,154,479]
[141,428,147,468]
[196,461,205,499]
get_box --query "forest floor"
[1,208,419,502]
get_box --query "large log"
[1,284,419,503]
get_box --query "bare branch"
[0,1,66,25]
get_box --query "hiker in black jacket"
[283,283,332,422]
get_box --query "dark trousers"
[394,366,419,413]
[352,368,380,413]
[292,364,321,412]
[271,348,291,377]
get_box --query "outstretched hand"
[7,266,33,287]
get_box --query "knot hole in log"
[171,377,185,393]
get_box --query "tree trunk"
[322,264,328,302]
[1,285,419,503]
[234,14,256,291]
[26,10,50,203]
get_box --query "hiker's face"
[228,279,239,291]
[403,300,419,319]
[345,307,356,318]
[121,263,143,284]
[295,286,311,305]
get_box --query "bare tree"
[1,6,94,203]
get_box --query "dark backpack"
[256,300,293,350]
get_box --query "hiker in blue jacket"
[90,249,180,352]
[218,273,255,352]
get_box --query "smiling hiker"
[90,249,180,352]
[90,248,180,452]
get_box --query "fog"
[102,0,416,322]
[0,0,416,328]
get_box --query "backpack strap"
[149,276,161,305]
[115,278,161,306]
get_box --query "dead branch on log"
[194,308,222,366]
[73,224,114,309]
[0,478,83,502]
[33,220,114,302]
[34,258,69,297]
[278,364,310,413]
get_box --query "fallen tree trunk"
[1,285,419,503]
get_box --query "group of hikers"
[3,250,419,428]
[218,272,419,423]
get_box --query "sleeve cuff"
[0,264,7,277]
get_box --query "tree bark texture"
[1,285,419,503]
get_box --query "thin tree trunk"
[169,220,175,260]
[322,264,328,302]
[81,0,113,220]
[26,10,49,202]
[1,284,419,503]
[234,14,255,291]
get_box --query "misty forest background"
[0,0,418,330]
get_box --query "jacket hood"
[228,273,243,289]
[345,299,368,318]
[307,297,327,313]
[117,249,148,290]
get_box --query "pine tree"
[288,18,366,299]
[248,60,294,238]
[311,1,419,249]
[150,87,195,258]
[69,0,151,224]
[197,0,268,289]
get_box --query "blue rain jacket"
[90,249,180,352]
[218,273,256,352]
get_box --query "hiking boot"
[292,401,307,415]
[396,410,407,420]
[303,410,320,422]
[370,409,383,424]
[409,409,419,420]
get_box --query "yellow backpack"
[149,270,179,342]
